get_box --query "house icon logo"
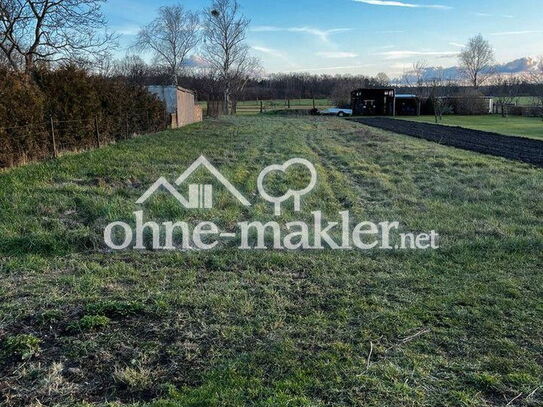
[136,155,251,209]
[105,157,440,252]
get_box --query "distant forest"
[108,59,543,102]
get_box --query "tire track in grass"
[302,119,368,217]
[303,119,400,218]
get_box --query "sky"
[103,0,543,77]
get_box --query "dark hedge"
[0,66,166,168]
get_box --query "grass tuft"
[2,334,41,360]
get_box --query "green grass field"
[199,99,333,115]
[1,116,542,406]
[399,115,543,140]
[515,96,540,106]
[237,99,333,115]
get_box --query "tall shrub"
[0,66,166,168]
[0,68,46,167]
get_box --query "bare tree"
[459,34,495,88]
[492,74,520,117]
[134,4,200,86]
[202,0,259,114]
[428,68,451,123]
[113,55,149,84]
[94,51,114,77]
[375,72,390,87]
[0,0,115,73]
[531,57,543,120]
[402,60,428,97]
[412,60,428,97]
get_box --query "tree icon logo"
[257,158,317,216]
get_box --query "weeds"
[2,334,41,360]
[68,315,111,332]
[0,117,541,406]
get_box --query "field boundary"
[351,117,543,167]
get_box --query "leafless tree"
[402,60,428,97]
[459,34,495,88]
[331,81,358,108]
[412,60,428,97]
[134,4,200,86]
[531,57,543,120]
[113,55,149,83]
[375,72,390,87]
[492,74,520,117]
[93,51,115,76]
[201,0,259,114]
[0,0,115,73]
[428,68,451,123]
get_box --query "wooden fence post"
[126,115,130,139]
[260,100,263,113]
[94,116,100,148]
[50,117,58,158]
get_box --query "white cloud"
[113,24,140,36]
[474,12,492,17]
[373,44,396,50]
[353,0,452,9]
[490,30,543,36]
[251,26,283,32]
[183,55,210,68]
[251,26,352,43]
[388,62,413,73]
[377,50,459,60]
[251,45,300,68]
[251,46,284,58]
[291,64,374,73]
[474,12,514,18]
[289,27,351,42]
[317,51,358,58]
[449,42,465,48]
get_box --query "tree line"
[2,1,542,116]
[400,35,543,120]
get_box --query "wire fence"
[234,99,333,115]
[0,107,168,169]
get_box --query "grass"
[515,96,540,106]
[398,115,543,140]
[0,116,542,406]
[237,98,332,107]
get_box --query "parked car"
[319,107,353,117]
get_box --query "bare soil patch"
[351,118,543,167]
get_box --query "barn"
[351,89,421,116]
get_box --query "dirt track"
[351,118,543,167]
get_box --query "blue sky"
[104,0,543,76]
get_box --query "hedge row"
[507,105,543,117]
[0,66,167,168]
